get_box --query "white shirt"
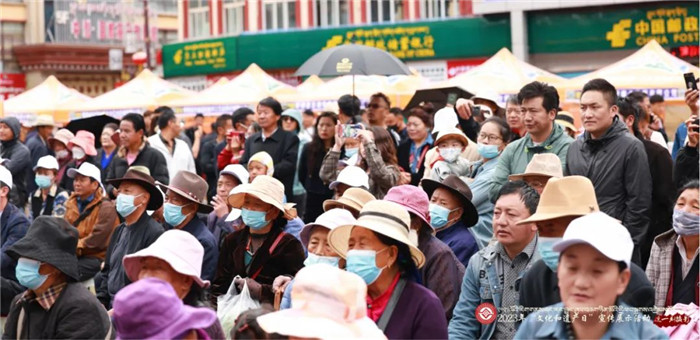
[650,131,669,151]
[676,236,699,279]
[147,133,196,182]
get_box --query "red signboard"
[446,58,487,78]
[0,73,27,100]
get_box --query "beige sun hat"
[323,187,376,217]
[328,200,425,268]
[508,153,564,181]
[434,127,468,147]
[517,176,599,224]
[34,114,56,127]
[227,175,296,219]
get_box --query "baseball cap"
[220,164,249,185]
[67,162,102,186]
[33,155,60,172]
[553,212,633,267]
[0,165,12,188]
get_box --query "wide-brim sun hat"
[34,114,55,127]
[328,200,425,268]
[67,130,98,156]
[300,209,357,248]
[434,127,468,147]
[106,168,164,210]
[383,185,431,228]
[555,111,577,133]
[157,170,213,214]
[228,175,296,219]
[420,175,478,227]
[47,128,75,150]
[322,187,376,216]
[508,153,564,182]
[517,176,599,224]
[432,107,459,134]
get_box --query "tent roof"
[4,76,91,123]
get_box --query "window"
[157,29,178,46]
[151,0,178,14]
[314,0,350,27]
[262,0,296,31]
[223,0,245,35]
[418,0,459,19]
[366,0,403,23]
[188,0,210,38]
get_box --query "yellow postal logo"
[336,58,353,73]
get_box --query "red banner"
[0,73,27,100]
[446,58,487,79]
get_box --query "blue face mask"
[163,203,190,226]
[116,194,142,218]
[345,148,358,158]
[16,258,48,290]
[34,175,52,189]
[241,208,269,230]
[346,249,387,285]
[304,253,340,268]
[429,203,457,229]
[477,143,500,159]
[673,209,700,236]
[538,237,562,272]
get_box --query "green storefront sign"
[163,37,238,78]
[163,16,510,78]
[528,2,698,53]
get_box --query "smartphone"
[684,72,698,90]
[470,105,482,118]
[692,118,699,132]
[447,93,458,106]
[342,124,363,138]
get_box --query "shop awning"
[3,76,92,124]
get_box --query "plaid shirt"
[646,229,678,307]
[17,282,67,311]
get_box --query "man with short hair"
[0,165,29,316]
[449,181,541,339]
[302,109,315,136]
[518,176,655,318]
[148,110,196,182]
[488,81,573,200]
[0,117,32,208]
[505,95,525,140]
[566,78,651,266]
[367,92,401,145]
[201,114,233,199]
[105,113,169,198]
[185,113,205,144]
[627,91,668,146]
[337,94,361,124]
[25,115,55,194]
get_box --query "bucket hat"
[553,212,633,268]
[434,127,468,147]
[420,175,478,227]
[300,209,357,248]
[220,164,249,185]
[432,107,459,134]
[384,185,431,228]
[47,128,75,150]
[106,168,164,210]
[329,165,369,190]
[0,165,12,188]
[112,278,217,340]
[157,170,213,213]
[257,264,386,340]
[33,155,59,172]
[228,175,296,219]
[508,153,564,181]
[518,176,599,224]
[329,200,425,268]
[555,111,577,133]
[67,130,97,156]
[249,151,274,176]
[34,114,55,127]
[6,216,80,281]
[123,230,210,288]
[323,187,376,217]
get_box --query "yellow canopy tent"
[3,76,91,124]
[68,69,195,118]
[563,40,699,103]
[276,75,324,104]
[165,63,296,115]
[289,75,396,111]
[386,74,432,108]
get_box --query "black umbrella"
[65,115,119,149]
[403,86,473,112]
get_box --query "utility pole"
[143,0,151,69]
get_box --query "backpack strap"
[250,232,287,280]
[71,198,105,228]
[376,278,407,331]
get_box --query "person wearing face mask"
[4,216,112,339]
[327,200,447,339]
[647,180,700,307]
[60,130,99,192]
[429,127,471,182]
[518,176,655,318]
[96,167,165,309]
[212,175,305,305]
[273,208,356,310]
[421,175,479,267]
[47,128,75,187]
[467,117,510,249]
[157,170,218,282]
[397,107,433,186]
[30,155,69,219]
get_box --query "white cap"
[329,165,369,190]
[0,165,12,188]
[33,155,59,172]
[0,158,7,166]
[220,164,249,185]
[553,212,633,267]
[300,209,357,248]
[224,186,242,222]
[339,154,359,167]
[433,107,459,134]
[67,162,102,186]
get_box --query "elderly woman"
[328,200,447,339]
[123,229,226,339]
[646,179,699,307]
[212,175,305,305]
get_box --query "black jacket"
[0,139,31,208]
[199,138,224,200]
[25,134,51,194]
[239,129,299,200]
[104,142,169,198]
[640,139,674,269]
[397,138,432,186]
[565,118,651,265]
[519,260,656,317]
[674,144,699,190]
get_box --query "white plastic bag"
[217,276,261,338]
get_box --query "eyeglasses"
[478,133,502,142]
[367,103,386,110]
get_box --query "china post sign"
[528,2,699,53]
[163,38,238,78]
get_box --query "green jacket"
[488,123,573,200]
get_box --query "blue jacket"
[467,157,499,249]
[167,217,219,282]
[514,303,668,339]
[449,240,540,340]
[672,123,687,160]
[1,203,29,282]
[436,220,479,268]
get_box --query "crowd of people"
[0,78,698,340]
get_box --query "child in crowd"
[430,127,471,182]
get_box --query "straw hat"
[328,200,425,268]
[257,264,386,340]
[555,111,576,133]
[34,114,55,127]
[434,127,468,147]
[157,170,213,213]
[508,153,564,181]
[323,188,376,216]
[47,128,75,149]
[227,175,296,219]
[518,176,599,224]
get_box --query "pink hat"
[383,185,431,228]
[67,130,97,156]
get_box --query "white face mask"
[71,146,86,160]
[439,147,462,163]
